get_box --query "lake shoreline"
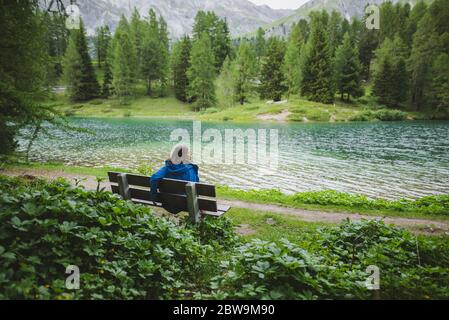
[47,94,449,124]
[2,160,449,222]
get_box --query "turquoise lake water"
[18,118,449,199]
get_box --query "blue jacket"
[150,161,199,200]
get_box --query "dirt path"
[3,168,449,235]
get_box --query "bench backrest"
[107,172,218,212]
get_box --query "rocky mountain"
[261,0,432,38]
[49,0,293,38]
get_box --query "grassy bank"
[217,186,449,220]
[46,91,447,123]
[3,160,449,220]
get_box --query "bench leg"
[185,182,200,224]
[117,173,131,200]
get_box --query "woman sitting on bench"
[149,144,199,212]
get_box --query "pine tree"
[214,19,232,70]
[373,57,409,108]
[408,13,439,110]
[44,12,69,83]
[328,10,343,56]
[391,58,409,106]
[111,31,134,98]
[233,41,256,105]
[283,37,302,99]
[158,16,170,96]
[102,51,113,98]
[373,58,395,106]
[111,15,137,80]
[141,9,161,96]
[358,13,379,79]
[405,1,428,48]
[1,1,53,154]
[259,37,287,102]
[187,33,216,110]
[172,36,192,102]
[300,11,335,104]
[130,8,144,73]
[192,11,231,71]
[334,32,363,101]
[372,36,410,107]
[430,53,449,112]
[255,27,266,60]
[63,31,83,100]
[94,25,111,67]
[372,35,408,78]
[63,20,99,101]
[288,21,306,49]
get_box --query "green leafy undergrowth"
[201,220,449,300]
[1,176,447,300]
[0,175,217,299]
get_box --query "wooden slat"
[202,211,225,217]
[159,178,216,197]
[111,185,151,201]
[217,204,231,213]
[111,185,218,212]
[108,172,149,187]
[108,172,215,197]
[198,198,217,212]
[196,183,216,197]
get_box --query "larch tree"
[111,30,134,98]
[216,56,236,109]
[187,33,216,111]
[233,41,256,105]
[283,41,301,99]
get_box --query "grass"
[46,88,447,123]
[1,160,127,178]
[216,186,449,221]
[227,207,328,243]
[46,89,196,119]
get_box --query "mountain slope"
[261,0,433,38]
[54,0,293,38]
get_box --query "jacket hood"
[164,160,198,176]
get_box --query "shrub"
[183,215,238,248]
[350,109,408,122]
[288,113,305,122]
[349,110,374,121]
[306,109,331,122]
[374,109,407,121]
[203,220,449,300]
[0,176,214,299]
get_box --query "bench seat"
[108,172,230,222]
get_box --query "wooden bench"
[108,172,230,223]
